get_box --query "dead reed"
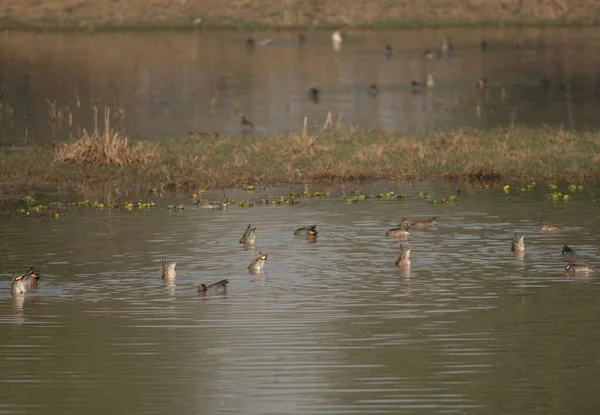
[54,107,156,166]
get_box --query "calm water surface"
[1,182,600,413]
[1,27,600,145]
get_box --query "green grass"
[1,127,599,202]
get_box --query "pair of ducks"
[240,223,318,243]
[510,221,593,273]
[386,217,438,237]
[10,267,41,295]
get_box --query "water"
[1,27,600,146]
[1,182,600,413]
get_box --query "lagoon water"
[1,27,600,146]
[1,182,600,413]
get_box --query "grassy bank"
[0,0,598,31]
[1,127,599,202]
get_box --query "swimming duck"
[426,74,434,89]
[294,225,317,236]
[564,263,593,273]
[368,84,379,96]
[386,225,411,237]
[423,49,435,59]
[441,37,452,53]
[198,279,229,295]
[241,116,254,132]
[401,217,438,228]
[248,252,268,273]
[540,221,561,232]
[246,36,256,46]
[162,259,177,281]
[480,39,488,51]
[332,30,343,50]
[11,274,26,295]
[384,44,393,58]
[562,245,578,261]
[198,201,228,210]
[395,244,411,267]
[477,78,488,90]
[308,87,321,104]
[411,80,422,93]
[22,267,40,290]
[257,38,272,46]
[511,233,525,253]
[239,223,257,244]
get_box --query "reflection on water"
[1,182,600,413]
[1,27,600,145]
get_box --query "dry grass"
[1,126,599,200]
[54,108,156,166]
[0,0,596,30]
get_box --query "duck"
[308,87,321,104]
[239,223,257,245]
[298,32,306,45]
[400,217,438,228]
[197,201,228,210]
[423,49,435,59]
[477,78,488,90]
[540,220,561,232]
[480,39,488,51]
[384,44,393,58]
[367,84,379,96]
[426,74,434,89]
[411,80,422,93]
[395,244,411,267]
[198,279,229,295]
[294,225,317,236]
[511,233,525,253]
[11,274,26,295]
[332,30,343,49]
[565,263,593,273]
[386,226,411,237]
[257,38,272,46]
[441,37,452,53]
[16,266,41,291]
[562,245,578,261]
[246,36,256,46]
[240,116,254,132]
[162,259,177,281]
[248,252,268,273]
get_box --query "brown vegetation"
[0,0,597,30]
[1,126,599,201]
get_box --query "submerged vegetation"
[1,125,599,205]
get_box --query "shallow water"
[1,27,600,145]
[1,182,600,413]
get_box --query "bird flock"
[10,218,591,298]
[237,31,492,131]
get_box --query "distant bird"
[441,37,452,53]
[368,84,379,96]
[384,44,393,58]
[257,38,272,46]
[423,48,435,59]
[246,36,255,46]
[511,233,525,253]
[562,245,578,261]
[477,78,488,90]
[481,39,488,52]
[426,74,434,89]
[239,224,257,245]
[308,87,321,104]
[411,80,422,93]
[540,220,561,232]
[294,225,317,236]
[241,116,254,132]
[162,260,177,281]
[248,252,268,274]
[395,244,411,267]
[332,30,343,50]
[192,18,202,25]
[298,32,306,45]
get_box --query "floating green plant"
[168,205,185,210]
[503,185,510,193]
[547,192,570,201]
[548,183,558,191]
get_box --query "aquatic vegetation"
[503,185,510,193]
[547,192,570,201]
[168,205,185,210]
